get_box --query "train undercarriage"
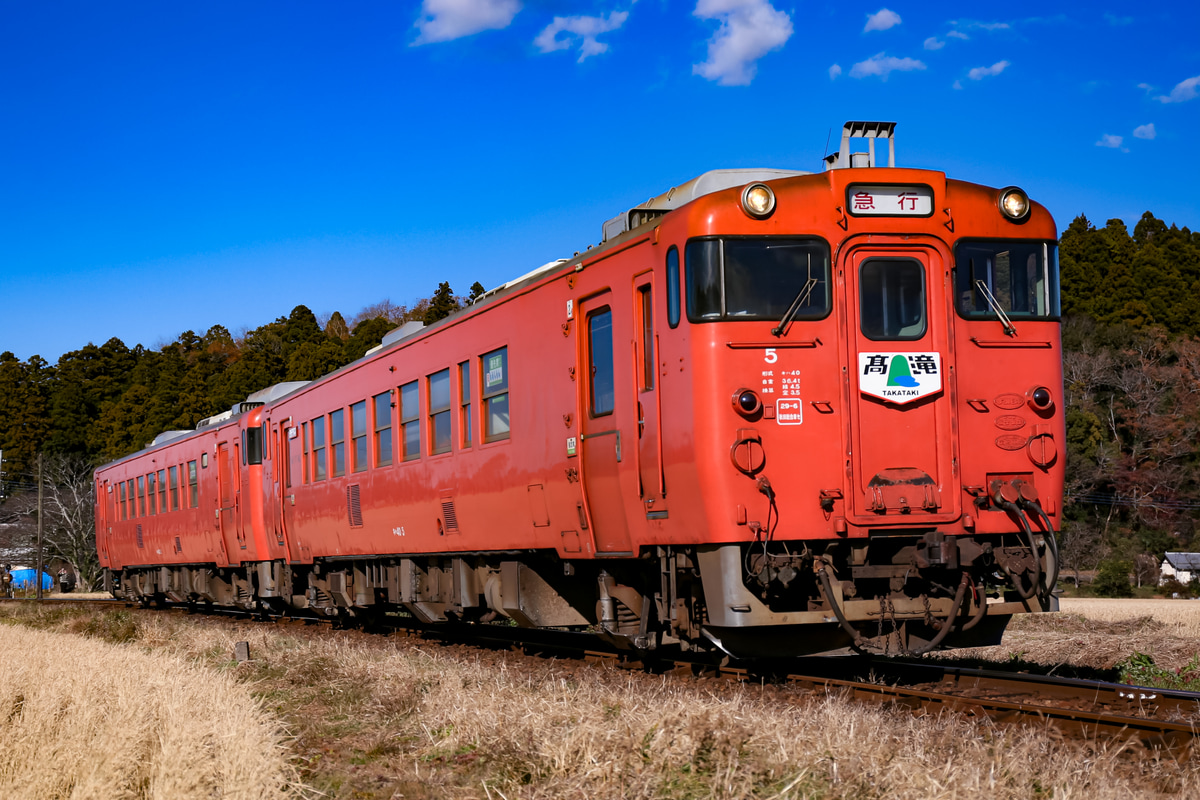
[109,527,1057,659]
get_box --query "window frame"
[311,416,327,481]
[373,391,393,467]
[480,347,510,443]
[351,400,368,473]
[188,460,198,507]
[400,380,421,461]
[858,257,928,342]
[459,361,472,449]
[953,238,1061,322]
[684,236,833,323]
[428,368,452,455]
[169,465,179,511]
[330,408,346,478]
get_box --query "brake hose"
[992,495,1041,600]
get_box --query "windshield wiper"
[974,279,1017,337]
[771,278,818,338]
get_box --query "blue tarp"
[10,569,52,590]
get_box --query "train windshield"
[955,241,1060,320]
[685,237,831,322]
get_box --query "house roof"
[1164,552,1200,570]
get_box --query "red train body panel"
[96,124,1065,658]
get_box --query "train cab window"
[169,466,179,511]
[459,361,472,449]
[330,409,346,477]
[685,237,831,322]
[373,392,393,467]
[666,246,681,328]
[188,460,198,507]
[860,259,926,341]
[481,347,510,442]
[311,417,327,480]
[137,476,146,517]
[429,369,452,455]
[588,310,615,417]
[955,241,1061,320]
[119,481,127,520]
[245,425,263,465]
[351,400,368,473]
[147,473,157,516]
[157,469,166,512]
[400,381,421,460]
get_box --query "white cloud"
[829,63,842,79]
[1096,134,1123,148]
[1104,13,1133,26]
[413,0,521,44]
[849,52,926,80]
[951,19,1011,31]
[535,11,629,62]
[947,30,969,40]
[692,0,793,86]
[1137,82,1154,92]
[923,36,944,50]
[952,79,963,90]
[1157,75,1200,104]
[968,60,1010,80]
[864,8,901,33]
[1133,123,1156,140]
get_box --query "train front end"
[664,123,1064,657]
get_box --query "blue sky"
[2,1,1197,363]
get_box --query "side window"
[459,361,472,448]
[137,476,146,517]
[130,479,138,517]
[147,472,157,516]
[481,347,510,442]
[638,285,654,391]
[187,461,198,507]
[311,416,327,480]
[373,391,393,467]
[157,469,166,513]
[860,259,926,340]
[330,409,346,477]
[301,421,309,483]
[169,466,179,511]
[588,309,615,417]
[119,481,127,520]
[400,381,420,461]
[246,425,263,465]
[351,400,368,473]
[429,369,452,455]
[666,246,681,328]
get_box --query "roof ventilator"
[823,121,896,170]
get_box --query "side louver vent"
[136,525,144,548]
[441,499,459,533]
[174,536,182,553]
[347,484,363,528]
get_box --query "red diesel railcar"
[96,122,1065,657]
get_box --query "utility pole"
[36,452,44,601]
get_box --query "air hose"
[992,494,1041,600]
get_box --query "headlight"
[999,187,1031,221]
[732,388,763,417]
[741,183,776,219]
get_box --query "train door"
[633,275,667,513]
[577,290,635,554]
[216,442,244,561]
[842,244,961,521]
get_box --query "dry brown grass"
[2,604,1197,799]
[1059,598,1200,637]
[0,620,293,800]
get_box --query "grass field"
[0,602,1196,799]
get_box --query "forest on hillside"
[2,211,1200,592]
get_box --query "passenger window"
[330,409,346,477]
[137,476,146,517]
[119,481,127,520]
[429,369,452,455]
[401,381,420,460]
[311,417,327,480]
[459,361,472,448]
[169,466,179,511]
[481,347,510,442]
[245,426,263,465]
[588,309,615,417]
[188,461,198,506]
[666,246,680,329]
[147,473,157,516]
[373,392,393,466]
[859,259,926,340]
[351,400,368,473]
[157,469,166,512]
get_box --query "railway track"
[12,596,1199,755]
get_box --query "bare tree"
[8,454,99,590]
[1133,552,1160,589]
[1058,518,1104,587]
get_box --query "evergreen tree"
[423,282,461,324]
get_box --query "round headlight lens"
[999,187,1030,221]
[733,388,762,417]
[741,183,776,219]
[1030,386,1052,410]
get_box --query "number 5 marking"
[764,348,778,364]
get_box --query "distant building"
[1160,553,1200,585]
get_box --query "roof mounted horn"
[823,121,897,170]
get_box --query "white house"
[1160,552,1200,585]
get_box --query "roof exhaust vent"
[823,121,896,170]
